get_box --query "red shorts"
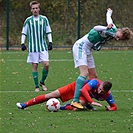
[58,81,86,102]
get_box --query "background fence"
[0,0,133,49]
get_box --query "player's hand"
[91,102,102,107]
[21,44,27,51]
[107,8,113,14]
[105,105,117,111]
[48,42,53,50]
[105,106,110,111]
[107,24,113,29]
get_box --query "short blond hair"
[30,1,40,7]
[121,27,133,40]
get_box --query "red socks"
[65,105,73,110]
[25,94,46,107]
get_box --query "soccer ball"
[46,98,60,112]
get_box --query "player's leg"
[88,68,97,79]
[60,95,96,111]
[71,44,88,109]
[87,54,97,78]
[39,51,49,91]
[72,65,88,105]
[27,52,40,92]
[32,63,39,92]
[16,90,61,109]
[40,61,49,91]
[60,98,88,111]
[79,96,96,111]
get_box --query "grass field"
[0,50,133,133]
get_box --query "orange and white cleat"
[71,101,84,109]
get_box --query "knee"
[43,62,49,69]
[89,74,98,79]
[80,71,89,78]
[32,63,38,71]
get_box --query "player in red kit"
[16,79,117,111]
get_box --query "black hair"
[103,81,112,92]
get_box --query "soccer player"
[71,8,133,109]
[16,78,117,111]
[21,1,53,92]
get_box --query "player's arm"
[80,84,93,103]
[106,8,116,28]
[94,25,116,40]
[105,93,117,111]
[21,23,28,51]
[47,33,52,43]
[21,34,26,44]
[45,16,53,50]
[80,81,102,107]
[47,33,53,50]
[93,25,107,32]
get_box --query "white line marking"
[2,59,73,62]
[112,90,133,92]
[0,90,132,93]
[0,51,132,54]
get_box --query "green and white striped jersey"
[87,27,117,51]
[22,15,52,52]
[87,27,117,45]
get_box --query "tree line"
[0,0,133,46]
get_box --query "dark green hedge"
[0,0,133,46]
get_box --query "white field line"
[3,59,73,62]
[0,51,132,54]
[0,90,132,93]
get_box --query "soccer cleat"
[40,82,47,91]
[60,104,73,110]
[86,104,97,111]
[16,103,26,109]
[71,101,84,109]
[35,86,40,92]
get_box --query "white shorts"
[73,43,95,68]
[27,51,49,64]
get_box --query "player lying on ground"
[16,78,117,111]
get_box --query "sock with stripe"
[73,76,86,102]
[25,94,46,107]
[40,68,48,84]
[32,71,39,88]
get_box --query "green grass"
[0,50,133,133]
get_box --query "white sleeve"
[21,22,28,44]
[21,34,26,44]
[47,33,52,43]
[106,9,116,28]
[93,25,107,31]
[45,17,52,34]
[21,23,28,35]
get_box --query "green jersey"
[88,27,117,44]
[87,27,117,51]
[22,15,52,52]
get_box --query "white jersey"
[74,34,93,55]
[22,15,52,52]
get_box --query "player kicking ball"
[16,78,117,111]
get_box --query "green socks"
[73,76,86,102]
[32,72,38,88]
[32,69,48,88]
[40,68,48,84]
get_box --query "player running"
[16,78,117,111]
[71,8,133,109]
